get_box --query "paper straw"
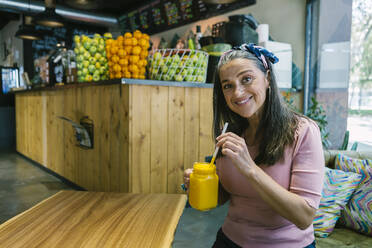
[209,122,229,166]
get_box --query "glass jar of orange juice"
[189,162,219,211]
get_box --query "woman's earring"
[267,87,271,101]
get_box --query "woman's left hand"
[216,132,255,175]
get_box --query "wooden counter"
[0,190,187,248]
[15,79,214,193]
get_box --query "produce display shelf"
[11,78,213,93]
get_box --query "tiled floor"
[173,203,227,248]
[0,150,76,224]
[0,150,226,247]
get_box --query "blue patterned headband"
[229,43,279,70]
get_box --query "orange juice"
[189,162,219,211]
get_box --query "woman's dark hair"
[213,50,299,165]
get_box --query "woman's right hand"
[183,168,193,191]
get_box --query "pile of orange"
[105,30,150,79]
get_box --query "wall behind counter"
[0,20,24,74]
[149,0,305,111]
[150,0,306,73]
[0,20,22,149]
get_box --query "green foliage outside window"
[283,95,331,149]
[305,97,331,149]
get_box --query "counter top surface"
[12,78,214,93]
[0,190,187,248]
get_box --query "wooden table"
[0,190,187,248]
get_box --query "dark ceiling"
[0,0,147,30]
[58,0,144,16]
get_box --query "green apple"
[92,38,99,46]
[158,59,165,67]
[93,73,100,81]
[202,61,207,68]
[94,33,101,39]
[99,67,106,75]
[162,74,171,81]
[99,57,106,64]
[79,46,86,54]
[83,51,90,60]
[76,55,84,63]
[190,54,198,66]
[172,54,180,63]
[185,59,193,67]
[88,64,96,73]
[85,74,93,82]
[95,62,101,69]
[174,74,183,82]
[74,35,80,44]
[199,69,206,76]
[83,40,91,50]
[104,33,112,39]
[185,75,194,82]
[74,47,79,55]
[165,57,172,66]
[94,53,102,60]
[77,63,83,70]
[161,65,168,73]
[82,60,89,68]
[186,67,194,76]
[196,75,204,82]
[153,52,162,60]
[98,44,105,53]
[168,68,176,77]
[181,69,188,76]
[77,70,82,77]
[82,67,88,75]
[89,46,97,55]
[89,57,97,65]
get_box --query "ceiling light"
[202,0,237,4]
[65,0,99,10]
[15,15,43,40]
[34,0,64,28]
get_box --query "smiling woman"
[183,43,324,248]
[219,59,269,121]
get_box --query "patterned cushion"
[314,167,362,238]
[335,154,372,236]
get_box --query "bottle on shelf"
[66,50,77,83]
[195,25,203,50]
[47,41,67,86]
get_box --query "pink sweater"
[216,117,324,248]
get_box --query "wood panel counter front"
[15,80,214,193]
[0,190,187,248]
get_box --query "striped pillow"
[314,167,362,238]
[335,154,372,236]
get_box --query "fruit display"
[74,33,109,82]
[148,49,208,83]
[105,30,150,79]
